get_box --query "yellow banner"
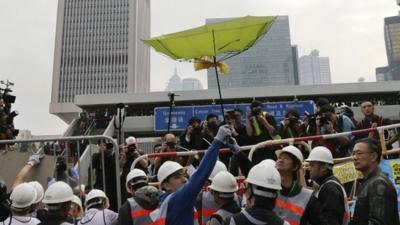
[333,162,358,184]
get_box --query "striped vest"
[127,198,156,225]
[274,187,313,225]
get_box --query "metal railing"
[0,135,122,209]
[131,123,400,169]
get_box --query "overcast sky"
[0,0,397,135]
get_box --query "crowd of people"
[1,98,400,225]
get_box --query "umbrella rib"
[156,39,180,59]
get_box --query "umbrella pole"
[213,56,225,122]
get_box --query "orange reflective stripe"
[285,219,300,225]
[149,218,166,225]
[201,208,216,217]
[194,210,200,219]
[131,209,152,218]
[275,199,305,216]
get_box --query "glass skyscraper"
[207,16,296,89]
[384,15,400,80]
[50,0,150,122]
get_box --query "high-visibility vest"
[150,194,199,225]
[315,180,350,225]
[274,187,313,225]
[200,191,219,225]
[127,198,156,225]
[200,191,242,225]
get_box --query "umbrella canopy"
[143,16,276,61]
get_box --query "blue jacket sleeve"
[169,139,223,209]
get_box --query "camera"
[0,179,11,221]
[251,108,262,117]
[288,117,299,124]
[319,116,331,125]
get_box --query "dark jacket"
[351,168,399,225]
[38,214,73,225]
[279,182,322,225]
[224,208,287,225]
[315,173,346,225]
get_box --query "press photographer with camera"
[0,178,11,222]
[316,104,355,158]
[278,108,305,139]
[245,101,278,163]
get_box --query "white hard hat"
[71,195,82,210]
[126,169,148,193]
[260,159,276,167]
[281,145,304,163]
[126,136,137,146]
[28,181,44,204]
[306,146,333,164]
[43,181,74,204]
[208,171,238,193]
[85,189,109,209]
[209,161,227,181]
[246,163,281,191]
[157,161,183,184]
[10,183,37,209]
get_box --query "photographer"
[179,117,202,151]
[245,101,278,163]
[227,108,250,176]
[0,178,11,222]
[91,141,118,211]
[316,104,355,158]
[278,108,305,139]
[120,136,147,201]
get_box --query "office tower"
[182,78,204,90]
[50,0,150,122]
[298,50,331,85]
[207,16,296,89]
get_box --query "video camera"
[251,107,262,117]
[319,116,331,125]
[0,179,11,221]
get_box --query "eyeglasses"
[351,151,373,157]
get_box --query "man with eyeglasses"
[355,101,398,154]
[350,138,399,225]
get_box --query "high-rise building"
[384,15,400,80]
[207,16,296,89]
[165,68,204,91]
[376,1,400,81]
[182,78,204,90]
[50,0,151,122]
[376,66,392,82]
[298,50,331,85]
[165,67,182,91]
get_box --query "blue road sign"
[153,101,315,131]
[154,106,193,131]
[264,100,315,122]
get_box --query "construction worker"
[69,195,83,223]
[305,146,349,225]
[39,181,75,225]
[196,161,227,225]
[151,125,236,225]
[225,162,290,225]
[3,183,41,225]
[207,171,241,225]
[78,189,118,225]
[118,169,160,225]
[275,145,321,225]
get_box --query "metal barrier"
[131,123,400,169]
[0,135,123,209]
